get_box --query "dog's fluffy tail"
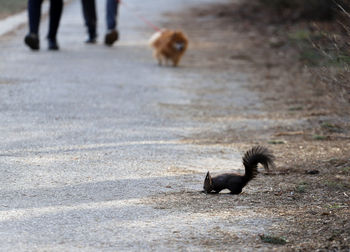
[148,30,163,47]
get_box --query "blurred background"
[0,0,26,19]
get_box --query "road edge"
[0,0,72,38]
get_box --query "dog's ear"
[175,30,188,43]
[171,31,177,39]
[172,30,181,37]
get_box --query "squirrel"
[203,146,275,194]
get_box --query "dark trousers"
[81,0,119,37]
[27,0,63,39]
[81,0,97,37]
[106,0,118,30]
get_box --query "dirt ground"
[146,1,350,250]
[0,0,26,19]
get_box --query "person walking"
[24,0,64,51]
[81,0,119,46]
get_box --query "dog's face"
[170,31,188,52]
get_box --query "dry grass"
[154,1,350,250]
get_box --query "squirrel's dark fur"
[203,146,274,194]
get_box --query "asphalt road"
[0,0,260,251]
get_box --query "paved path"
[0,0,261,251]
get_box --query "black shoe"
[85,36,97,44]
[104,30,119,46]
[24,33,40,50]
[48,38,59,51]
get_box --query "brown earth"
[144,1,350,250]
[0,0,27,20]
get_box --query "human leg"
[106,0,118,30]
[47,0,63,50]
[47,0,63,40]
[104,0,119,46]
[81,0,97,43]
[24,0,43,50]
[28,0,43,35]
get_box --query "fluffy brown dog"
[149,29,188,67]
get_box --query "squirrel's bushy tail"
[242,146,274,185]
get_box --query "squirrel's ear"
[205,171,210,179]
[204,171,213,193]
[205,171,212,185]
